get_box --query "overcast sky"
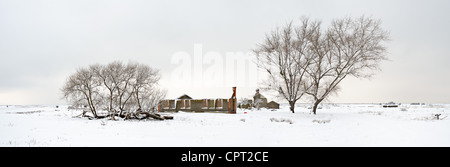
[1,0,449,105]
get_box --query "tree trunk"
[312,99,322,115]
[86,97,98,118]
[135,90,142,110]
[289,101,296,113]
[109,91,114,120]
[110,109,116,121]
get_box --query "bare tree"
[139,87,167,112]
[93,61,124,120]
[62,65,102,118]
[115,62,137,117]
[254,18,318,113]
[132,63,160,110]
[254,16,389,114]
[62,61,166,120]
[306,16,390,114]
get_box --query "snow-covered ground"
[1,104,449,147]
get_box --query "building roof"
[177,94,193,99]
[268,101,279,105]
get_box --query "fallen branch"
[136,111,165,120]
[74,109,173,121]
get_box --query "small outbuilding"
[267,101,280,109]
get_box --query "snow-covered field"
[1,104,449,147]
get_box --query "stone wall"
[159,99,230,113]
